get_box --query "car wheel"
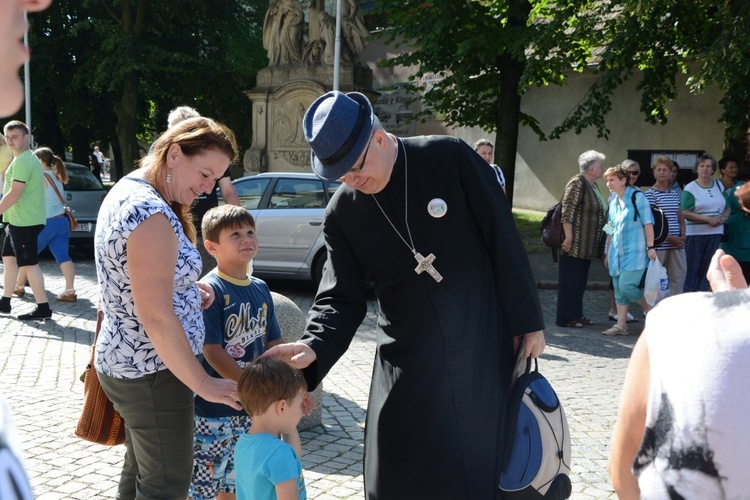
[313,252,328,286]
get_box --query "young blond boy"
[235,357,308,500]
[189,205,284,500]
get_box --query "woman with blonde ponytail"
[14,147,76,301]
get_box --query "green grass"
[512,209,546,255]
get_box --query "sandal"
[12,285,25,298]
[578,316,594,326]
[602,325,629,336]
[56,289,77,302]
[563,320,583,328]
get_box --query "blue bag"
[499,354,571,499]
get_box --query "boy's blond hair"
[201,204,255,244]
[238,357,307,417]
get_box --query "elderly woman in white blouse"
[681,153,730,292]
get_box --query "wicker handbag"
[75,310,126,446]
[44,173,78,230]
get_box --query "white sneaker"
[612,312,637,323]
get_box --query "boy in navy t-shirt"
[189,205,283,500]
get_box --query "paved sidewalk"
[0,254,639,499]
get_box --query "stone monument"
[244,0,375,175]
[271,291,323,431]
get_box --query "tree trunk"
[113,0,147,176]
[110,137,123,182]
[493,0,530,208]
[114,71,141,175]
[494,53,524,207]
[70,123,90,166]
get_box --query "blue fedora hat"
[303,91,374,181]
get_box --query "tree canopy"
[22,0,267,178]
[375,0,607,204]
[560,0,750,157]
[375,0,750,204]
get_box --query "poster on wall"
[649,152,699,169]
[374,86,417,137]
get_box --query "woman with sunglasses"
[602,166,656,336]
[681,153,730,292]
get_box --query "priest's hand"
[708,249,748,292]
[514,331,546,358]
[263,342,317,369]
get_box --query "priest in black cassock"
[265,91,546,499]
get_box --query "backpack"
[541,178,590,263]
[499,356,571,499]
[631,190,668,247]
[540,202,564,263]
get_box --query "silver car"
[226,172,342,285]
[63,162,107,245]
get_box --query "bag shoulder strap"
[631,189,639,221]
[44,172,66,205]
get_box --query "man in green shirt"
[0,120,51,320]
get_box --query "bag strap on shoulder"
[631,189,643,222]
[44,173,66,206]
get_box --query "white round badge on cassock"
[427,198,447,218]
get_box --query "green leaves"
[377,0,750,161]
[375,0,604,204]
[27,0,267,173]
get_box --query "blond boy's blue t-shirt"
[194,271,281,418]
[235,433,307,500]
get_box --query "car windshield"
[65,164,104,190]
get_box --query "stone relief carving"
[272,150,311,167]
[244,148,263,173]
[252,2,374,174]
[272,101,307,148]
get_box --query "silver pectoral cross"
[413,252,443,283]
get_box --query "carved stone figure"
[318,11,341,66]
[341,0,370,59]
[262,0,304,66]
[302,40,324,66]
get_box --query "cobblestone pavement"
[0,254,644,499]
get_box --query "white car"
[225,172,342,285]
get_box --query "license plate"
[72,223,92,232]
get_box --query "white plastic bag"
[644,258,670,306]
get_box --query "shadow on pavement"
[13,319,94,346]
